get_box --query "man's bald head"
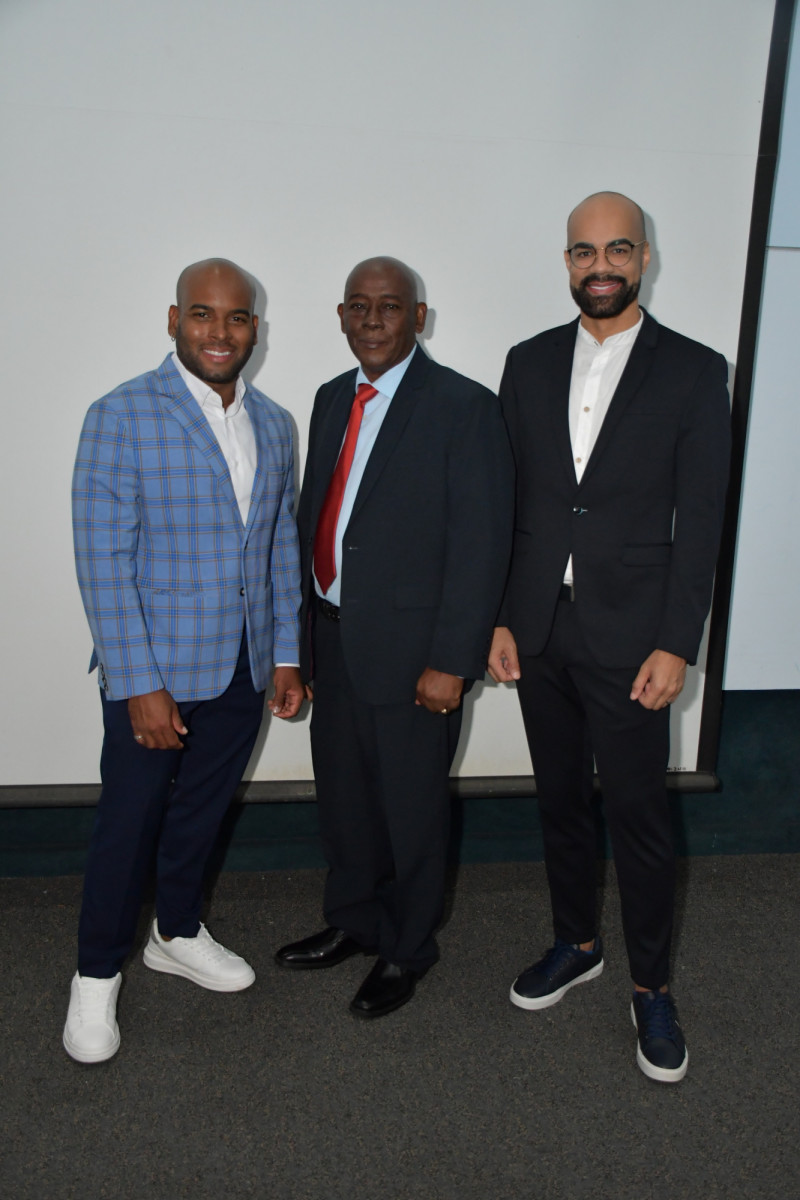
[168,258,259,404]
[343,256,419,307]
[567,192,647,246]
[564,191,650,334]
[176,258,256,310]
[338,255,427,382]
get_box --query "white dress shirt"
[172,351,257,527]
[564,313,643,586]
[315,346,417,606]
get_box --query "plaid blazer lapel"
[153,356,241,515]
[245,387,282,533]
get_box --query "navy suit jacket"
[298,346,514,704]
[498,311,731,667]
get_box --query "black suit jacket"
[498,311,731,668]
[298,346,514,704]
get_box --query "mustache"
[578,273,627,289]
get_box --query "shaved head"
[168,258,259,405]
[176,258,256,310]
[564,191,650,336]
[338,255,426,381]
[567,192,647,245]
[344,256,419,306]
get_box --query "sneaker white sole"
[143,941,255,992]
[62,1027,120,1064]
[630,1002,689,1083]
[510,958,604,1010]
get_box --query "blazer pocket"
[138,585,204,597]
[621,544,672,566]
[395,584,439,609]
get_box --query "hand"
[630,650,687,711]
[488,626,521,682]
[269,667,305,719]
[414,668,464,714]
[128,688,187,749]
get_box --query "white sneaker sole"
[63,1027,120,1064]
[510,958,604,1010]
[631,1002,689,1082]
[143,940,255,992]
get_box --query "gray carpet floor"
[1,855,798,1199]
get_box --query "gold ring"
[440,708,448,714]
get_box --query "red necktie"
[314,383,378,593]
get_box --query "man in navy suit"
[65,259,303,1063]
[276,257,513,1017]
[489,194,731,1082]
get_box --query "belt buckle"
[319,597,340,622]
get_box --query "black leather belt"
[317,596,341,622]
[559,583,575,602]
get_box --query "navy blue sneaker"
[631,989,689,1083]
[510,937,604,1010]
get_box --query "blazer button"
[572,506,588,515]
[240,587,245,596]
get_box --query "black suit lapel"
[350,346,429,520]
[311,370,358,523]
[546,321,581,487]
[578,310,659,490]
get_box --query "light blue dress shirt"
[315,345,417,606]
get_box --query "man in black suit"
[489,192,731,1082]
[275,256,513,1017]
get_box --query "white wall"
[0,1,775,783]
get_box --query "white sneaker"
[143,920,255,992]
[63,972,122,1063]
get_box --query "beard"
[174,326,254,386]
[571,273,641,320]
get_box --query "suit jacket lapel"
[311,370,358,525]
[350,346,428,520]
[153,356,241,522]
[245,389,274,533]
[547,321,582,487]
[578,310,658,489]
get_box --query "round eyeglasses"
[566,239,646,269]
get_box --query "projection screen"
[0,0,781,797]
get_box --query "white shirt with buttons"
[172,350,257,526]
[564,312,643,586]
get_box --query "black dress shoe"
[349,958,422,1018]
[274,927,368,970]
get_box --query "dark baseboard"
[0,770,719,809]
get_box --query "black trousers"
[78,634,265,978]
[310,612,462,972]
[516,598,674,990]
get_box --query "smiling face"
[565,193,650,337]
[168,261,258,405]
[337,257,427,381]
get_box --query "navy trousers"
[78,635,265,978]
[516,598,674,990]
[310,612,462,972]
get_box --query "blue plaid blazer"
[73,356,301,701]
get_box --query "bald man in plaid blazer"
[64,260,302,1064]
